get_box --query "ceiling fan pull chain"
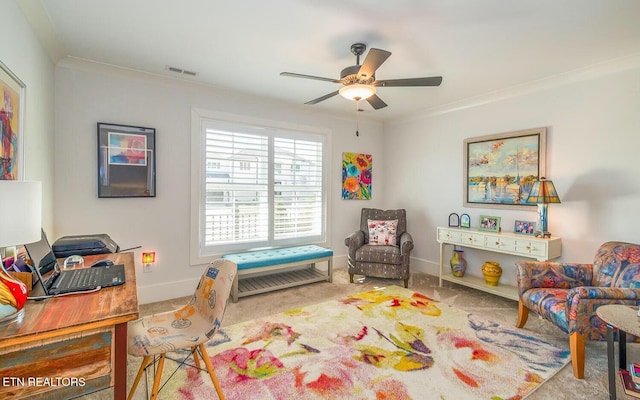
[356,100,360,136]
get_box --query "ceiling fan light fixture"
[339,84,376,101]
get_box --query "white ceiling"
[21,0,640,121]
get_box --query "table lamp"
[525,177,561,238]
[0,180,42,324]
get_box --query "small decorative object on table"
[460,213,471,228]
[482,261,502,286]
[448,213,459,227]
[479,215,501,232]
[449,249,467,277]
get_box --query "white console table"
[437,226,562,300]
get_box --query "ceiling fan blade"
[280,72,341,84]
[375,76,443,87]
[366,94,388,110]
[305,91,340,105]
[357,48,392,81]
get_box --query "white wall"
[0,1,55,231]
[54,58,387,303]
[384,56,640,282]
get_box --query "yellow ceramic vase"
[481,261,502,286]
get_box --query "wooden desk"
[0,252,139,399]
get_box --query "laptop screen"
[24,229,60,291]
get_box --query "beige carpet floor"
[81,268,628,399]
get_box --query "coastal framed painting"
[463,127,546,210]
[97,122,156,197]
[0,61,26,180]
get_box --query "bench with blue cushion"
[223,244,333,302]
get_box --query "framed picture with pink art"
[97,122,156,197]
[514,220,536,235]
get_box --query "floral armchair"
[516,241,640,379]
[344,208,414,288]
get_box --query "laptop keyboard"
[63,268,100,289]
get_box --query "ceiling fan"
[280,43,442,110]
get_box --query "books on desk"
[631,362,640,384]
[619,369,640,398]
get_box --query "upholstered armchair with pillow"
[516,241,640,379]
[344,208,414,288]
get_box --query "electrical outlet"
[143,263,152,273]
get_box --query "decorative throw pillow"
[367,219,398,246]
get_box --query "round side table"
[596,304,640,400]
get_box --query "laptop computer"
[25,229,126,296]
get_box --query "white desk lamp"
[0,180,42,324]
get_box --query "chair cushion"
[367,219,398,246]
[521,288,570,334]
[355,244,402,264]
[593,242,640,288]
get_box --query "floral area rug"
[154,286,570,399]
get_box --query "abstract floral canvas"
[342,152,372,200]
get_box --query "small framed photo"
[460,213,471,228]
[514,220,536,235]
[479,215,501,232]
[448,213,460,227]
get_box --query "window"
[191,111,329,261]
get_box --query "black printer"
[52,234,120,258]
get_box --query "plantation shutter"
[201,119,325,252]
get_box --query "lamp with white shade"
[0,180,42,324]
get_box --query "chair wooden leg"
[192,346,202,369]
[516,301,529,328]
[151,354,166,399]
[403,278,408,288]
[570,332,586,379]
[349,273,354,283]
[198,343,225,400]
[128,355,153,400]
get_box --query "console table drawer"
[484,234,515,252]
[438,228,462,243]
[461,232,484,247]
[514,240,547,257]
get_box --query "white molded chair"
[127,259,237,399]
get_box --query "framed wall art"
[464,127,546,210]
[0,61,26,181]
[342,152,372,200]
[514,220,536,236]
[97,122,156,197]
[479,215,501,232]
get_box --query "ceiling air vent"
[165,65,199,77]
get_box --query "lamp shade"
[526,178,561,204]
[0,181,42,247]
[338,84,376,101]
